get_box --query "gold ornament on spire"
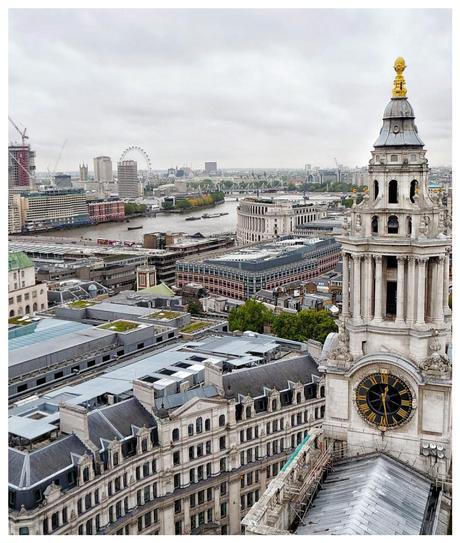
[392,57,407,97]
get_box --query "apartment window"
[189,469,196,483]
[197,465,204,481]
[205,418,211,431]
[221,525,228,535]
[24,293,30,301]
[190,493,196,507]
[144,486,151,503]
[172,428,180,441]
[266,422,271,435]
[207,508,213,522]
[198,512,205,526]
[189,446,195,460]
[196,417,203,434]
[152,459,157,473]
[220,482,227,496]
[197,443,203,457]
[143,463,149,477]
[8,297,13,305]
[220,458,226,472]
[219,436,226,450]
[198,490,205,505]
[206,462,212,477]
[77,499,83,514]
[174,499,182,514]
[206,440,211,454]
[240,451,245,466]
[175,521,182,535]
[240,430,245,443]
[221,502,228,518]
[136,466,141,480]
[188,424,194,437]
[246,406,252,418]
[145,512,152,527]
[219,415,226,427]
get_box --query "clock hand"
[381,388,389,427]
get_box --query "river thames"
[39,194,339,243]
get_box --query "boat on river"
[127,225,143,230]
[185,216,201,221]
[202,213,221,219]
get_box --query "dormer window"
[113,452,119,466]
[245,406,252,419]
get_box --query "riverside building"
[176,237,341,300]
[8,333,325,535]
[236,197,327,244]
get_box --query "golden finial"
[392,57,407,97]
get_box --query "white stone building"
[236,197,327,244]
[8,252,48,317]
[321,57,452,480]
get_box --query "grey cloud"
[9,9,451,170]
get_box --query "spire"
[392,57,407,98]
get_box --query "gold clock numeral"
[399,388,409,396]
[367,412,377,423]
[401,399,412,407]
[396,408,408,418]
[380,373,388,384]
[356,394,367,401]
[369,375,378,385]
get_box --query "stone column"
[406,257,416,325]
[395,256,406,325]
[373,255,383,322]
[415,257,428,326]
[342,253,350,317]
[443,251,451,315]
[363,255,373,320]
[435,256,445,323]
[352,254,362,323]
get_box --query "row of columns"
[342,251,450,326]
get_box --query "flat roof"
[8,415,57,441]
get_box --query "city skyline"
[9,9,451,171]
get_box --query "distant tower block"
[205,162,217,174]
[79,164,88,181]
[136,265,157,291]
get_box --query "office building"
[176,237,341,300]
[8,332,324,535]
[19,189,91,232]
[118,160,141,199]
[88,200,125,223]
[8,252,48,318]
[79,164,89,181]
[237,197,327,244]
[93,156,113,184]
[54,174,72,189]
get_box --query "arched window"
[374,180,379,200]
[407,216,412,236]
[188,424,194,437]
[320,386,325,398]
[219,415,226,427]
[371,215,379,234]
[388,215,399,234]
[296,392,302,404]
[141,439,147,452]
[172,428,179,442]
[113,452,119,466]
[82,467,90,482]
[32,302,37,312]
[245,406,252,419]
[25,305,30,314]
[388,180,398,203]
[195,417,203,434]
[410,180,418,203]
[9,310,14,317]
[272,399,277,411]
[205,418,211,431]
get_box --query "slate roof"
[297,454,433,535]
[9,434,90,489]
[87,398,156,450]
[223,355,318,399]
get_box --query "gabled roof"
[297,454,433,535]
[138,282,175,297]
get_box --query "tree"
[271,308,337,343]
[271,312,300,340]
[228,300,273,333]
[187,300,203,316]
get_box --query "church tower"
[321,58,452,479]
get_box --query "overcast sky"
[9,9,451,171]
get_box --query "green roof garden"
[67,300,96,309]
[147,309,184,320]
[8,315,34,326]
[180,320,212,334]
[99,320,141,332]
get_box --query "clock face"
[355,372,413,430]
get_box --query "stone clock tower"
[321,58,452,480]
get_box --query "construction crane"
[8,116,28,146]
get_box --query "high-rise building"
[205,161,217,174]
[79,163,89,181]
[8,144,36,188]
[118,160,140,199]
[93,156,113,183]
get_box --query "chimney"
[133,379,156,412]
[60,403,89,442]
[204,361,223,391]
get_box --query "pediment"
[171,396,228,418]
